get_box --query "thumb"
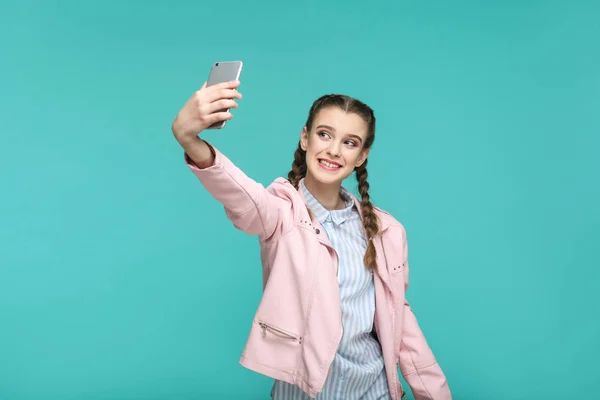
[200,81,207,90]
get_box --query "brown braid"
[287,141,316,221]
[287,94,379,271]
[355,159,380,271]
[287,141,306,189]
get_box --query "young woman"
[171,80,452,400]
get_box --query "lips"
[318,158,342,170]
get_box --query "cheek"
[307,141,326,155]
[347,150,363,163]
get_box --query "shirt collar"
[300,179,357,226]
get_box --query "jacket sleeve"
[184,141,295,242]
[399,228,452,400]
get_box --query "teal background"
[1,1,598,399]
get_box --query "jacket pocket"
[257,320,303,344]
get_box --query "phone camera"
[216,63,219,66]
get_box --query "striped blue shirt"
[271,180,389,399]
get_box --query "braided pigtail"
[287,141,307,189]
[356,159,380,271]
[287,141,315,221]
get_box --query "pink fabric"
[186,142,452,399]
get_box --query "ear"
[300,127,309,151]
[355,148,370,168]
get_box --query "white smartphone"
[205,61,243,129]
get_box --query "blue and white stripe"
[271,180,389,399]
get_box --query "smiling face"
[300,106,370,186]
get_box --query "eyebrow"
[315,124,364,144]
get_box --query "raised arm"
[171,81,295,241]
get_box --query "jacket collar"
[295,177,395,292]
[296,178,392,235]
[299,179,356,227]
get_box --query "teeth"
[319,160,341,168]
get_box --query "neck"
[303,174,345,211]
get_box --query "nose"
[327,143,341,158]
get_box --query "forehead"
[313,107,368,139]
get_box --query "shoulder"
[373,205,407,236]
[373,205,403,227]
[266,177,299,196]
[264,177,305,208]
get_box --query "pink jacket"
[187,142,452,400]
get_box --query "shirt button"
[315,229,320,234]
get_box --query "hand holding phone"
[205,61,244,129]
[171,65,243,147]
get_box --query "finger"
[201,111,233,126]
[206,88,243,102]
[200,81,207,90]
[207,99,238,114]
[207,80,240,92]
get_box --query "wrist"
[179,134,202,152]
[182,137,216,169]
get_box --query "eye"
[317,131,331,139]
[345,140,357,147]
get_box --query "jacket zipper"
[258,321,302,343]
